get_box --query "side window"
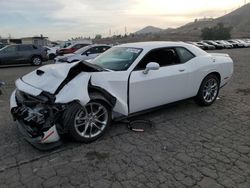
[98,46,111,53]
[175,47,195,63]
[136,48,180,70]
[18,45,32,51]
[86,47,99,54]
[3,45,17,53]
[73,44,81,49]
[86,47,96,54]
[75,44,88,49]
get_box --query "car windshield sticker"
[126,48,141,54]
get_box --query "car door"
[0,45,19,65]
[16,45,32,64]
[129,47,195,114]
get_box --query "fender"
[88,82,117,109]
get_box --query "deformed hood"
[21,62,99,94]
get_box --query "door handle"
[179,69,185,72]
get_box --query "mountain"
[95,4,250,43]
[167,3,250,38]
[135,26,163,35]
[217,3,250,37]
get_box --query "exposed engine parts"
[12,105,46,125]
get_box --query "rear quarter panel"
[187,54,233,96]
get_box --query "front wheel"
[63,101,111,143]
[195,74,220,106]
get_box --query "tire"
[49,54,56,60]
[195,74,220,106]
[31,56,42,66]
[63,100,111,143]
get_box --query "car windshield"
[74,46,90,54]
[91,47,142,71]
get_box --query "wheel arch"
[88,85,117,110]
[205,72,221,84]
[196,71,221,96]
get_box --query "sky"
[0,0,248,40]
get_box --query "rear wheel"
[31,56,42,66]
[63,101,111,143]
[195,74,220,106]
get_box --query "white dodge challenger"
[10,42,233,149]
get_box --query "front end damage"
[10,61,124,150]
[11,89,65,150]
[10,62,93,150]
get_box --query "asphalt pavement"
[0,49,249,188]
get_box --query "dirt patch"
[85,151,110,160]
[236,88,250,95]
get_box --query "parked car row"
[0,38,249,66]
[54,44,111,63]
[0,42,111,66]
[187,39,250,50]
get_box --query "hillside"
[168,3,250,38]
[95,4,250,44]
[217,3,250,37]
[135,26,163,35]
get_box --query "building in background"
[0,38,21,44]
[21,35,49,46]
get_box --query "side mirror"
[143,62,160,74]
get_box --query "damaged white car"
[10,42,233,149]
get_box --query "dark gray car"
[0,44,47,66]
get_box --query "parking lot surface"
[0,49,250,188]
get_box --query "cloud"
[0,0,244,40]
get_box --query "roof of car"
[119,41,189,49]
[89,44,111,47]
[118,41,208,56]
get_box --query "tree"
[95,34,102,39]
[201,23,232,40]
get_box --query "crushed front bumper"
[17,121,62,150]
[10,90,63,150]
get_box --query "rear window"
[175,47,195,63]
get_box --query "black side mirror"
[85,51,91,56]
